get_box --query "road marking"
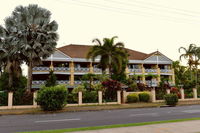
[35,118,81,123]
[182,110,200,113]
[130,113,158,117]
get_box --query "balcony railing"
[74,67,90,72]
[57,80,70,84]
[129,69,142,73]
[160,69,172,73]
[32,67,50,71]
[54,67,70,71]
[93,68,102,73]
[32,80,70,86]
[145,69,157,73]
[145,80,158,87]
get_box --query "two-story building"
[32,44,175,89]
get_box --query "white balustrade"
[74,67,90,72]
[129,69,142,73]
[145,69,157,73]
[32,67,50,71]
[160,69,172,73]
[54,67,70,71]
[146,80,158,87]
[93,68,102,73]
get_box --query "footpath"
[70,120,200,133]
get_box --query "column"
[166,88,170,94]
[117,91,121,104]
[8,92,13,108]
[33,91,38,106]
[193,88,198,99]
[70,61,74,86]
[98,91,102,104]
[157,67,161,83]
[78,91,82,105]
[172,68,175,85]
[142,64,145,84]
[151,87,156,102]
[89,62,93,73]
[180,88,185,100]
[125,66,129,78]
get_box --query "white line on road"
[35,118,81,123]
[130,113,158,117]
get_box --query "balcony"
[74,67,90,73]
[93,68,102,73]
[160,69,172,75]
[129,69,142,73]
[54,67,70,72]
[145,80,158,87]
[32,80,70,88]
[32,67,50,71]
[145,69,157,73]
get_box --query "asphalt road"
[1,105,200,133]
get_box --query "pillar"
[78,91,82,105]
[117,91,121,104]
[98,91,102,104]
[33,91,38,106]
[125,66,129,78]
[142,65,145,83]
[151,87,156,102]
[89,62,93,73]
[172,69,175,85]
[166,89,170,94]
[180,88,185,100]
[70,61,74,86]
[193,88,197,99]
[8,92,13,107]
[157,68,161,83]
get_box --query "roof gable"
[43,50,72,61]
[144,51,172,64]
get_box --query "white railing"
[54,67,70,71]
[129,69,142,73]
[74,67,90,72]
[145,69,157,73]
[93,68,102,73]
[74,80,82,85]
[57,80,70,84]
[136,80,144,83]
[145,80,158,87]
[160,69,172,73]
[32,67,50,71]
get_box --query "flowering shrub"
[170,87,181,98]
[102,79,122,102]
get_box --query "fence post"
[117,91,121,104]
[78,91,82,105]
[33,91,38,106]
[98,91,102,104]
[8,91,13,108]
[151,87,156,102]
[193,88,197,99]
[166,89,170,94]
[180,88,185,99]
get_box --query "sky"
[1,0,200,74]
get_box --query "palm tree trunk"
[27,61,33,91]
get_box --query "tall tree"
[179,44,196,79]
[87,36,128,77]
[0,25,22,89]
[6,4,59,90]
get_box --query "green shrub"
[67,93,77,104]
[127,93,139,103]
[0,91,8,106]
[164,94,178,106]
[83,91,98,103]
[36,85,67,111]
[139,92,150,102]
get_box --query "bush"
[0,91,8,106]
[127,93,139,103]
[164,94,178,106]
[13,88,33,105]
[139,92,150,102]
[36,85,67,111]
[83,91,98,103]
[67,93,77,104]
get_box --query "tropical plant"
[6,4,59,90]
[81,73,96,91]
[164,94,178,106]
[45,70,57,87]
[139,92,150,102]
[127,93,139,103]
[87,36,128,77]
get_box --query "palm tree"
[6,4,59,90]
[179,44,196,79]
[0,25,22,89]
[87,36,128,77]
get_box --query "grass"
[19,117,200,133]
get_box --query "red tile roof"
[57,44,161,60]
